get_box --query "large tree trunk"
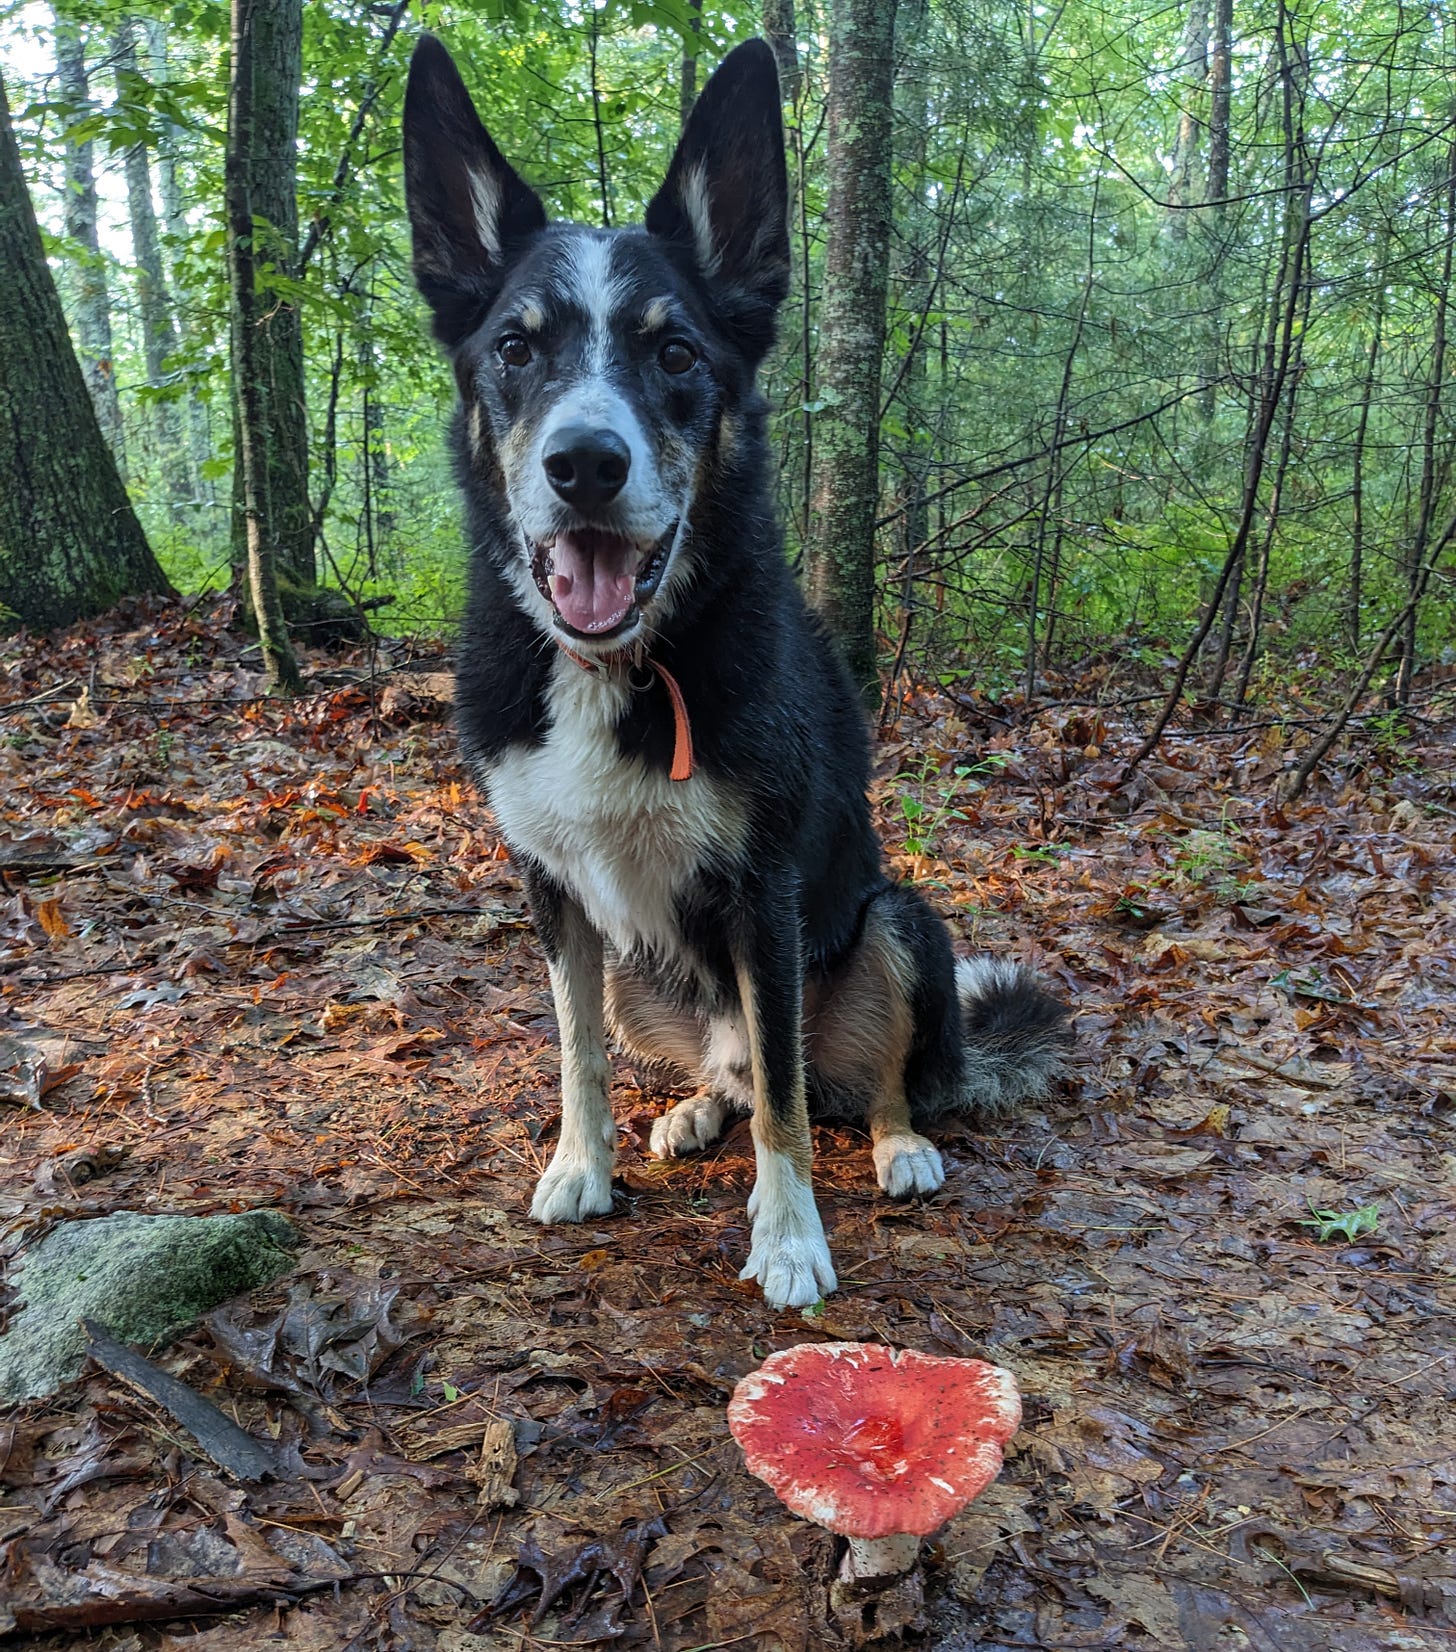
[52,11,126,475]
[803,0,899,698]
[226,0,302,694]
[114,16,191,513]
[230,0,314,592]
[0,72,171,630]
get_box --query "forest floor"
[1,598,1454,1652]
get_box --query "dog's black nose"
[542,425,631,509]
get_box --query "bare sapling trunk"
[226,0,301,694]
[114,17,191,513]
[1393,138,1455,706]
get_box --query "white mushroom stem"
[841,1531,922,1580]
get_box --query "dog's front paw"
[530,1151,613,1224]
[739,1226,837,1309]
[649,1093,727,1159]
[873,1132,945,1199]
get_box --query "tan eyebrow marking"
[641,297,674,332]
[518,300,546,332]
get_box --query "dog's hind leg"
[607,966,750,1158]
[524,873,616,1225]
[736,872,837,1309]
[650,1014,754,1156]
[811,890,948,1198]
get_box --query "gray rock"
[0,1209,298,1404]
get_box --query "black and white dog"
[403,36,1070,1308]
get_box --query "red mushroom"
[727,1341,1021,1579]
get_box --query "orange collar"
[555,640,694,783]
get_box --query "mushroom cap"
[727,1341,1021,1540]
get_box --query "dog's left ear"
[646,39,789,358]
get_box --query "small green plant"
[896,754,1007,857]
[1011,842,1069,865]
[154,729,175,765]
[1155,813,1254,902]
[1296,1200,1380,1243]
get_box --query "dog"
[402,35,1071,1308]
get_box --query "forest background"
[3,0,1454,724]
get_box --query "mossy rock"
[0,1209,298,1405]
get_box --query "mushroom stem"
[841,1531,921,1579]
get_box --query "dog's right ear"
[403,35,546,347]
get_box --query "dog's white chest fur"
[486,658,741,957]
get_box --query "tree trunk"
[1199,0,1234,420]
[885,0,932,707]
[226,0,302,693]
[1028,177,1098,700]
[679,1,701,132]
[1167,0,1209,236]
[763,0,799,103]
[1206,0,1233,207]
[114,16,191,513]
[143,16,214,511]
[230,0,314,592]
[1348,223,1389,652]
[1394,138,1455,706]
[0,71,171,630]
[803,0,899,698]
[52,11,126,475]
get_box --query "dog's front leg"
[736,874,837,1309]
[526,875,615,1224]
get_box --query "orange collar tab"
[556,641,695,783]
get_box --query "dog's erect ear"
[403,35,547,347]
[646,39,789,357]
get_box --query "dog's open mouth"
[531,525,676,640]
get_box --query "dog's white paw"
[649,1094,727,1159]
[874,1132,945,1199]
[740,1224,838,1309]
[530,1152,613,1224]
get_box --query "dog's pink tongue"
[548,531,638,633]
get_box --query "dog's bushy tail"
[956,956,1072,1114]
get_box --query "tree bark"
[885,0,933,710]
[1394,137,1455,706]
[143,16,214,509]
[229,0,314,591]
[679,1,701,133]
[1206,0,1233,207]
[803,0,899,698]
[114,16,191,512]
[0,71,171,631]
[226,0,302,694]
[1167,0,1209,236]
[52,12,126,475]
[1348,221,1389,652]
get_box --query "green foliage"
[3,0,1454,678]
[1296,1202,1381,1244]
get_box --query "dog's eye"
[498,335,533,368]
[659,339,697,375]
